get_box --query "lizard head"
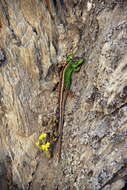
[66,55,85,71]
[66,55,73,63]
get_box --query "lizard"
[56,55,85,162]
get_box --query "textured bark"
[0,0,127,190]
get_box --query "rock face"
[0,0,127,189]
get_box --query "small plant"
[35,132,51,152]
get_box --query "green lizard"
[56,55,85,162]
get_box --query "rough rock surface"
[0,0,127,190]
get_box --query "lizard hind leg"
[66,89,76,98]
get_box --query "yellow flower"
[40,142,50,151]
[38,133,47,140]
